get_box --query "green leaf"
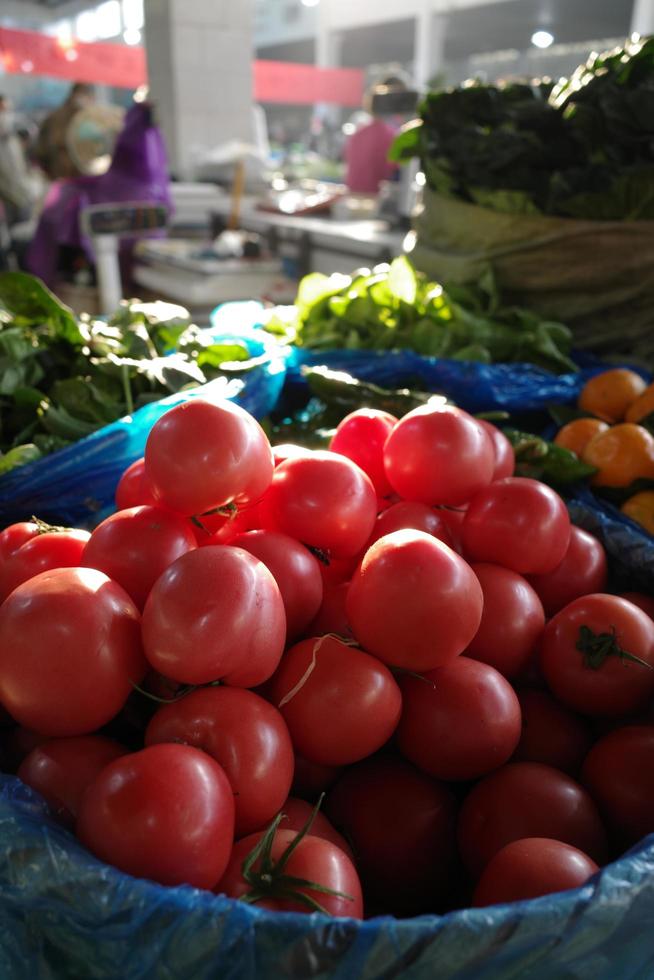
[388,256,418,306]
[0,272,83,345]
[388,120,423,163]
[0,443,42,475]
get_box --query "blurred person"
[344,77,406,195]
[35,82,96,181]
[0,95,34,225]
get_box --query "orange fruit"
[578,369,647,423]
[582,423,654,487]
[553,418,610,457]
[621,491,654,536]
[625,381,654,424]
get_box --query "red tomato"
[17,735,126,828]
[77,743,234,889]
[479,420,515,481]
[192,504,262,547]
[513,689,593,777]
[0,522,40,563]
[269,635,401,766]
[346,530,483,671]
[458,762,607,877]
[82,505,197,610]
[218,827,362,917]
[229,530,323,640]
[318,554,359,587]
[436,507,467,553]
[473,838,598,907]
[0,567,145,737]
[540,594,654,717]
[142,546,286,687]
[272,444,312,466]
[306,582,353,639]
[0,528,90,603]
[462,478,571,575]
[367,501,454,549]
[292,754,342,799]
[329,408,398,497]
[326,756,457,914]
[268,797,353,860]
[619,592,654,621]
[527,527,608,616]
[115,457,158,510]
[266,452,377,559]
[145,686,294,837]
[582,725,654,847]
[383,404,495,506]
[397,657,521,781]
[465,564,545,678]
[144,398,273,516]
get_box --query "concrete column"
[414,4,446,91]
[144,0,255,179]
[315,12,343,124]
[631,0,654,37]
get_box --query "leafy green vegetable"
[0,274,262,476]
[265,257,575,373]
[393,36,654,220]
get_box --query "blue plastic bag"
[1,775,654,979]
[0,333,287,528]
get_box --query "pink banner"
[0,27,364,105]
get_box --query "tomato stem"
[239,793,355,913]
[576,624,653,671]
[30,515,70,535]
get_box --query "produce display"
[0,272,256,476]
[265,256,575,372]
[552,367,654,532]
[391,36,654,220]
[2,390,654,922]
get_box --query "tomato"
[17,735,126,829]
[145,686,294,837]
[383,404,495,506]
[292,754,342,799]
[397,657,521,781]
[582,725,654,847]
[1,727,49,773]
[465,564,545,678]
[218,827,362,917]
[473,838,598,907]
[229,530,323,641]
[462,478,571,575]
[346,530,483,671]
[0,528,90,604]
[272,444,312,466]
[540,594,654,717]
[513,689,593,777]
[527,526,608,617]
[0,522,40,563]
[306,581,353,639]
[0,567,145,737]
[115,457,158,510]
[77,743,234,889]
[458,762,607,877]
[318,554,359,587]
[142,546,286,687]
[144,398,274,516]
[329,408,398,497]
[479,420,515,481]
[619,592,654,621]
[367,501,454,549]
[268,797,353,859]
[326,755,457,914]
[269,635,401,766]
[266,452,377,559]
[82,506,197,610]
[436,506,467,553]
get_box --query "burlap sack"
[413,189,654,365]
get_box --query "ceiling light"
[531,30,554,49]
[301,0,320,7]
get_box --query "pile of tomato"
[1,394,654,919]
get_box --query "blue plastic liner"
[1,775,654,980]
[0,331,287,528]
